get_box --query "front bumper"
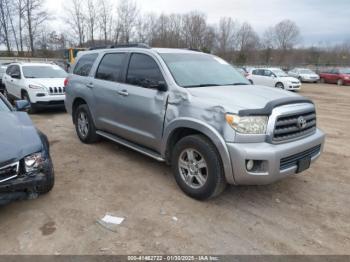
[0,173,47,204]
[285,84,301,90]
[30,92,65,105]
[227,129,325,185]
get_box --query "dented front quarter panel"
[161,85,238,184]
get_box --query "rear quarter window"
[73,53,98,76]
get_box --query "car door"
[262,70,275,87]
[101,52,168,152]
[91,52,129,133]
[10,65,23,98]
[2,66,14,94]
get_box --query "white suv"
[2,62,67,113]
[247,68,301,91]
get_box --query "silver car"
[288,68,320,83]
[65,45,325,200]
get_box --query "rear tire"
[74,104,100,143]
[171,135,227,200]
[337,79,344,86]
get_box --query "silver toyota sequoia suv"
[65,44,325,200]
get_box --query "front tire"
[74,104,100,143]
[22,92,37,114]
[172,135,226,200]
[37,158,55,194]
[275,82,285,89]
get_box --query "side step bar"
[96,130,165,162]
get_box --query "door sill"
[96,130,165,162]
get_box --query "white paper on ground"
[101,215,124,225]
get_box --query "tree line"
[1,0,349,66]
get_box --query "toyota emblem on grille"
[297,116,307,129]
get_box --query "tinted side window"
[12,65,20,75]
[73,54,98,76]
[126,53,164,88]
[264,70,272,77]
[95,53,125,82]
[6,65,14,75]
[252,69,259,75]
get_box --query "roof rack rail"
[89,43,150,51]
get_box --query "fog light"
[246,160,254,171]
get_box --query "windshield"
[0,97,11,112]
[160,53,249,87]
[22,65,67,79]
[339,68,350,74]
[271,69,288,77]
[299,69,314,74]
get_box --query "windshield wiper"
[184,84,222,88]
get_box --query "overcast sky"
[46,0,350,46]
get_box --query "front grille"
[280,145,321,170]
[49,86,64,95]
[0,162,19,182]
[273,110,317,142]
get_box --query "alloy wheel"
[77,111,89,138]
[178,148,208,189]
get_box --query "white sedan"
[247,68,301,91]
[288,68,320,83]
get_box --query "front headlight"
[28,84,44,90]
[225,114,268,134]
[24,152,45,173]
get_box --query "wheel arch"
[162,118,235,184]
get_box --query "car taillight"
[64,78,69,87]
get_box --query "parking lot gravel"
[0,83,349,255]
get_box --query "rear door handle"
[86,83,94,88]
[117,90,129,96]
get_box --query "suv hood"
[187,85,300,112]
[26,78,65,88]
[0,112,42,166]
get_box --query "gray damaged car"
[0,94,54,205]
[65,45,325,200]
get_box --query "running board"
[96,130,165,162]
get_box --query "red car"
[319,68,350,86]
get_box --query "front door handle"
[86,83,94,88]
[117,90,129,96]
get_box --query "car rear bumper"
[226,129,325,185]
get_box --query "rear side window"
[73,53,98,76]
[126,53,164,88]
[95,53,126,82]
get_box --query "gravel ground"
[0,83,349,255]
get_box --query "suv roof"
[77,47,203,57]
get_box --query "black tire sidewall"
[74,104,98,143]
[172,135,224,200]
[276,82,284,89]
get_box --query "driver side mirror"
[15,100,30,111]
[149,80,167,92]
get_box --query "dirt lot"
[0,83,349,255]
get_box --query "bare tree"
[0,0,12,53]
[182,12,207,49]
[273,19,300,50]
[115,0,139,44]
[99,0,113,44]
[86,0,98,45]
[24,0,48,55]
[65,0,86,47]
[215,17,236,60]
[235,22,259,64]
